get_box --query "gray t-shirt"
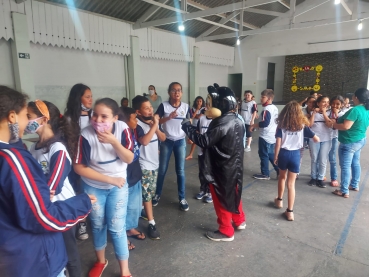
[147,95,162,111]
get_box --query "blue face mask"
[24,117,43,134]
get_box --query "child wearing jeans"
[308,95,332,188]
[132,96,166,240]
[250,89,279,180]
[120,107,147,246]
[274,101,319,221]
[74,98,134,277]
[240,90,258,152]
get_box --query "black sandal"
[127,231,146,240]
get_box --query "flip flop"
[127,231,146,240]
[332,189,349,198]
[127,240,135,251]
[349,185,359,191]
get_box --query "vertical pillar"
[127,36,141,101]
[10,12,35,99]
[189,46,199,104]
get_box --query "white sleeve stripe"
[3,149,86,231]
[125,128,133,150]
[75,136,81,164]
[49,151,65,190]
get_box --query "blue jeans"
[83,182,129,261]
[309,139,332,180]
[329,137,338,181]
[156,138,186,200]
[258,137,279,176]
[126,181,142,230]
[339,138,366,195]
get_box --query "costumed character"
[181,84,246,241]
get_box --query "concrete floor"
[78,132,369,277]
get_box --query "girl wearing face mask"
[27,100,82,277]
[73,98,134,277]
[0,86,94,277]
[308,95,332,188]
[146,85,162,112]
[64,83,93,240]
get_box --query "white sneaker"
[244,147,251,152]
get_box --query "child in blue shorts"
[274,101,319,221]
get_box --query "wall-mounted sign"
[291,64,323,92]
[19,53,30,59]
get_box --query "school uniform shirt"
[191,107,205,127]
[310,111,332,142]
[329,110,346,139]
[259,104,279,144]
[240,100,258,124]
[123,128,142,186]
[75,121,133,189]
[29,142,75,202]
[156,101,190,141]
[0,141,91,277]
[196,115,213,156]
[136,118,159,170]
[79,114,91,130]
[276,126,315,151]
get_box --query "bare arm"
[312,135,320,143]
[274,137,281,165]
[156,127,166,142]
[332,120,354,131]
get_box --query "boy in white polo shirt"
[250,89,279,180]
[132,96,166,239]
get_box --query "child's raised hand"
[274,158,278,166]
[169,108,178,119]
[153,114,160,125]
[96,130,118,145]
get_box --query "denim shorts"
[277,148,300,173]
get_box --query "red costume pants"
[210,184,246,237]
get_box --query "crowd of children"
[1,81,368,277]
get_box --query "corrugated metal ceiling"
[45,0,306,46]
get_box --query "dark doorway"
[228,73,243,99]
[267,62,275,90]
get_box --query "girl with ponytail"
[27,100,83,277]
[326,88,369,198]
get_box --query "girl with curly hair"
[274,101,319,221]
[27,100,82,277]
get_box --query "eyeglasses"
[170,89,182,93]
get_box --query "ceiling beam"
[133,0,278,29]
[246,8,285,17]
[181,0,258,30]
[196,11,240,38]
[351,0,359,20]
[140,0,238,31]
[136,0,170,24]
[340,0,353,16]
[278,0,290,9]
[196,13,369,42]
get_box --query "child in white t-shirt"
[274,101,319,221]
[240,90,258,152]
[186,96,205,160]
[132,96,166,240]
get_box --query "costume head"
[205,83,237,118]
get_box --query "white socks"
[149,219,155,226]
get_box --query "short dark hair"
[330,95,344,105]
[244,90,253,95]
[95,98,120,116]
[0,86,28,120]
[261,89,274,98]
[132,95,149,110]
[120,107,136,122]
[121,97,129,106]
[309,91,317,96]
[354,88,369,110]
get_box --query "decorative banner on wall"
[291,65,323,92]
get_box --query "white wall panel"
[0,38,15,88]
[2,0,12,40]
